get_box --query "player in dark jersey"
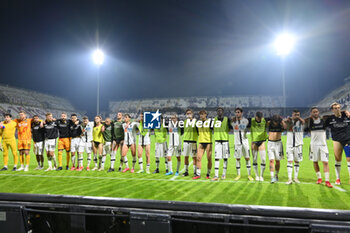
[111,112,124,172]
[31,115,45,170]
[40,112,59,171]
[324,103,350,185]
[70,114,83,171]
[56,112,73,170]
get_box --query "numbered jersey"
[123,122,138,145]
[232,118,249,145]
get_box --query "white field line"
[170,161,193,180]
[0,173,347,192]
[333,186,347,192]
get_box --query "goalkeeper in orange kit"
[0,113,19,171]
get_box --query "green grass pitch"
[0,135,349,210]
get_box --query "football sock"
[223,159,228,176]
[325,172,330,182]
[252,150,258,176]
[87,153,91,167]
[168,161,173,172]
[71,154,76,167]
[58,151,63,167]
[246,160,251,176]
[101,155,106,169]
[335,161,341,180]
[287,162,293,180]
[124,156,129,168]
[78,153,83,167]
[294,162,300,179]
[156,158,160,169]
[236,159,241,176]
[316,171,322,179]
[132,157,136,169]
[214,159,220,177]
[110,151,116,169]
[139,157,143,170]
[260,150,266,177]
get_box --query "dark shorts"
[253,140,265,147]
[114,138,124,145]
[93,141,101,147]
[199,143,211,149]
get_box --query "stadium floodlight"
[92,49,104,115]
[273,32,296,116]
[274,33,296,56]
[92,49,104,66]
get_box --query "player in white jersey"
[121,114,138,173]
[284,109,305,184]
[80,116,94,171]
[305,107,332,188]
[232,108,253,181]
[166,115,182,176]
[138,113,151,174]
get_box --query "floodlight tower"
[92,49,105,115]
[274,33,296,116]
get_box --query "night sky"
[1,0,350,114]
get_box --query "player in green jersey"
[248,112,268,181]
[182,109,198,176]
[153,116,169,174]
[101,117,113,171]
[211,107,233,181]
[193,110,213,180]
[110,112,124,172]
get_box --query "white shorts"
[44,139,56,152]
[234,143,250,159]
[138,135,151,146]
[103,141,112,155]
[167,145,181,157]
[71,137,81,153]
[215,141,230,159]
[309,145,329,162]
[79,141,92,154]
[34,141,44,155]
[155,142,167,158]
[286,145,303,162]
[183,142,197,157]
[268,140,284,161]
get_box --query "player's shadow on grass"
[207,181,251,204]
[256,183,283,206]
[317,185,349,210]
[150,181,190,201]
[287,184,311,208]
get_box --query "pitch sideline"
[0,173,347,192]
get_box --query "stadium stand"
[313,77,350,115]
[0,84,84,118]
[109,96,285,119]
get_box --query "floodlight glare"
[274,33,296,56]
[92,49,104,65]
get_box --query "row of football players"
[1,103,350,187]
